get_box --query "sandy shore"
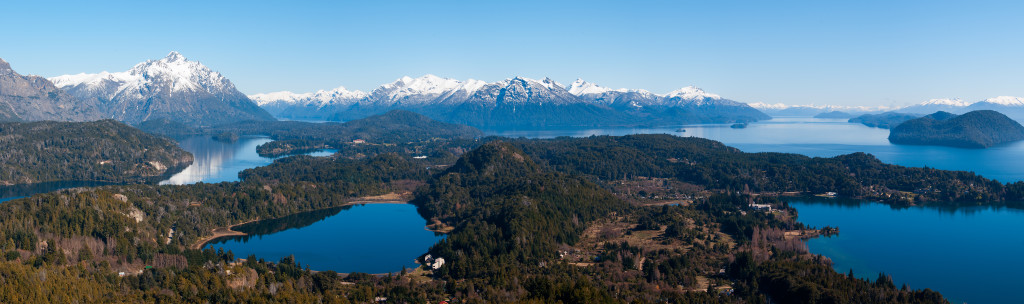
[191,219,258,250]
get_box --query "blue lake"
[160,136,334,185]
[790,198,1024,304]
[205,203,444,274]
[492,118,1024,303]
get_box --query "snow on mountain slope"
[51,52,238,101]
[250,86,367,107]
[463,77,585,106]
[367,74,486,106]
[665,86,721,100]
[920,98,971,107]
[50,52,274,126]
[567,78,618,95]
[981,96,1024,106]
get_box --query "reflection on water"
[206,204,444,273]
[231,205,354,238]
[0,181,113,202]
[790,198,1024,304]
[160,136,334,185]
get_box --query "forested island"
[888,110,1024,148]
[0,119,193,185]
[848,111,921,129]
[4,118,1018,302]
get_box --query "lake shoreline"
[192,195,414,250]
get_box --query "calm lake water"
[790,198,1024,304]
[160,136,334,185]
[491,118,1024,303]
[205,203,444,274]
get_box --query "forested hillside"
[849,112,920,129]
[889,110,1024,148]
[513,134,1018,207]
[0,120,193,185]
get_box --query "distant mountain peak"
[49,52,273,125]
[0,58,11,72]
[165,51,186,62]
[250,75,770,126]
[568,78,614,95]
[666,86,721,100]
[983,96,1024,106]
[250,85,367,107]
[920,98,971,107]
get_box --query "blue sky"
[2,0,1021,107]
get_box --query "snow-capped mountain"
[976,96,1024,107]
[464,77,584,106]
[254,76,769,128]
[0,58,104,122]
[50,52,274,126]
[250,86,367,107]
[250,86,367,118]
[567,78,621,95]
[899,98,972,115]
[567,79,660,109]
[900,96,1024,116]
[747,102,894,117]
[367,74,486,106]
[845,96,1024,126]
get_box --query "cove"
[789,197,1024,303]
[205,203,444,274]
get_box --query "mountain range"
[748,102,896,117]
[250,75,769,128]
[752,97,1024,123]
[9,52,1024,129]
[899,97,1024,121]
[49,52,274,126]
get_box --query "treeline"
[0,119,193,185]
[511,134,1017,207]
